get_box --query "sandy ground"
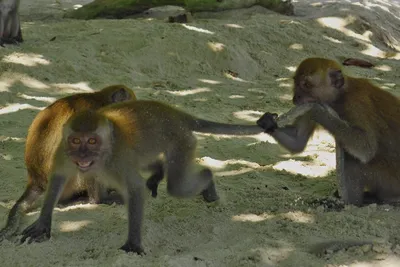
[1,0,400,266]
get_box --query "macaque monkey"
[257,57,400,206]
[20,100,271,254]
[0,85,137,242]
[0,0,23,46]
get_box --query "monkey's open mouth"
[76,161,94,170]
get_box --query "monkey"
[256,57,400,207]
[0,85,138,242]
[0,0,23,46]
[19,100,274,254]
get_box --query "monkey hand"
[20,219,51,244]
[256,112,278,133]
[120,241,145,255]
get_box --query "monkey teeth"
[77,161,93,168]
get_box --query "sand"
[1,0,400,266]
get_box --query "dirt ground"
[1,0,400,266]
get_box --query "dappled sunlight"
[0,103,44,115]
[323,35,343,44]
[207,42,225,52]
[279,93,292,101]
[256,246,293,265]
[193,97,208,102]
[27,203,99,216]
[361,44,400,59]
[0,136,25,142]
[223,71,252,83]
[0,78,14,92]
[20,75,50,90]
[375,64,392,71]
[278,82,292,88]
[281,211,314,224]
[232,212,275,222]
[345,255,400,267]
[233,110,262,122]
[381,82,396,90]
[199,156,264,177]
[288,43,303,50]
[2,53,50,67]
[198,78,221,85]
[229,95,245,99]
[224,23,244,29]
[182,24,214,35]
[273,130,335,178]
[17,93,57,103]
[285,66,297,72]
[51,82,94,94]
[166,87,211,96]
[199,156,260,170]
[0,153,13,161]
[59,220,92,233]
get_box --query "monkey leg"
[120,171,145,255]
[0,183,44,241]
[145,160,165,198]
[337,148,366,206]
[201,180,219,203]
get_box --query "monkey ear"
[111,88,131,103]
[328,69,345,90]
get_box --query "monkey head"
[64,110,112,172]
[292,58,346,106]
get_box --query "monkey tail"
[190,118,264,135]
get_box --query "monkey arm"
[270,115,316,153]
[309,104,378,164]
[20,168,70,243]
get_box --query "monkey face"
[66,133,103,172]
[293,69,344,106]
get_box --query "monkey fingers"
[256,112,278,133]
[20,220,51,244]
[119,241,145,255]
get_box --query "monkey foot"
[146,179,159,198]
[201,182,219,203]
[119,242,145,255]
[20,220,51,244]
[256,112,278,133]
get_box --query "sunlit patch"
[198,78,221,84]
[229,95,245,99]
[233,110,263,122]
[0,103,44,115]
[279,93,292,101]
[199,156,261,170]
[322,35,343,43]
[285,66,297,72]
[346,255,400,267]
[256,246,293,265]
[59,220,92,232]
[20,76,50,90]
[182,24,214,34]
[361,44,388,58]
[208,42,225,52]
[276,77,290,82]
[72,4,83,10]
[2,53,50,66]
[383,83,396,88]
[375,65,392,71]
[224,24,244,29]
[317,16,372,44]
[223,72,251,83]
[17,93,57,103]
[193,98,208,102]
[232,213,275,222]
[278,82,292,88]
[0,136,25,142]
[310,2,323,7]
[166,87,211,96]
[289,43,303,50]
[215,167,255,177]
[281,211,314,223]
[51,82,94,94]
[0,153,13,160]
[0,79,13,92]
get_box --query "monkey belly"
[58,175,88,201]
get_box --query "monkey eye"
[72,138,81,145]
[88,138,97,145]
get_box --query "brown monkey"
[0,85,138,242]
[19,100,271,254]
[0,0,23,46]
[257,57,400,206]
